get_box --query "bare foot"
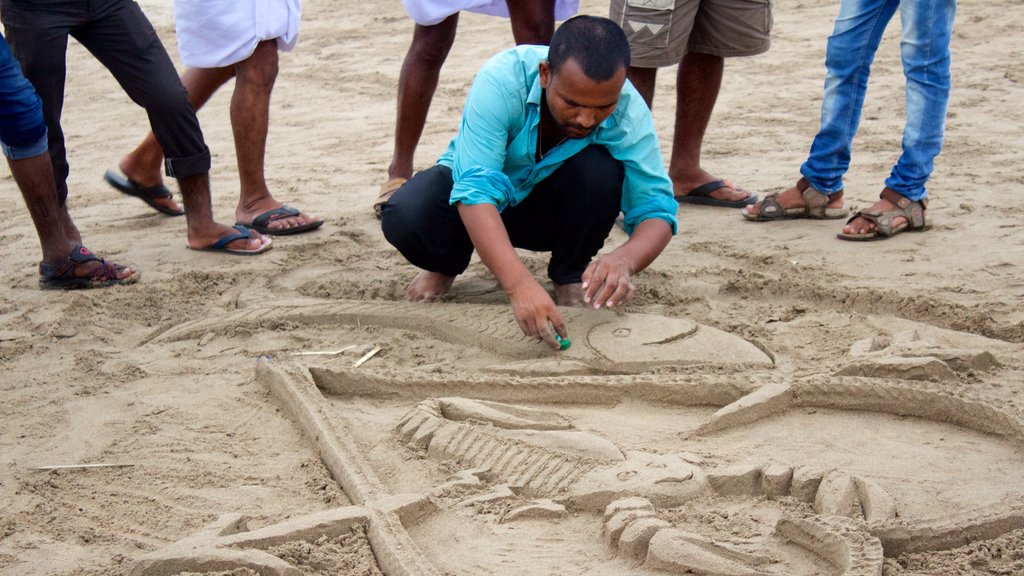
[553,282,583,306]
[236,196,320,234]
[405,270,455,302]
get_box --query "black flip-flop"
[236,205,324,236]
[676,179,759,208]
[103,169,184,216]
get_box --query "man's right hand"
[509,279,568,350]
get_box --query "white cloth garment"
[402,0,579,27]
[174,0,302,68]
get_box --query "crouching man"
[381,15,678,349]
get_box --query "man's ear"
[539,60,551,89]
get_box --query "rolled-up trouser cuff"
[164,146,211,179]
[0,132,47,160]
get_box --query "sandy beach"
[1,0,1022,574]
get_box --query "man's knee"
[237,41,279,90]
[409,21,458,67]
[572,146,624,195]
[381,166,454,248]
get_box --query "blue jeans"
[800,0,957,201]
[0,32,47,160]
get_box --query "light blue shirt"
[438,45,678,235]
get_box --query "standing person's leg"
[2,31,135,286]
[111,66,234,215]
[506,0,557,44]
[745,0,895,220]
[231,39,321,234]
[380,165,472,300]
[0,0,77,211]
[76,0,269,253]
[841,0,956,237]
[501,146,623,305]
[381,16,459,190]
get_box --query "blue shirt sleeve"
[600,87,679,235]
[446,65,521,210]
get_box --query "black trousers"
[381,145,624,285]
[1,0,210,203]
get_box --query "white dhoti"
[174,0,302,68]
[402,0,580,27]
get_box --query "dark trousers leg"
[381,145,624,284]
[381,165,474,277]
[504,145,623,284]
[1,0,210,196]
[72,0,209,178]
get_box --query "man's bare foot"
[553,282,583,306]
[405,270,455,302]
[187,223,271,254]
[236,196,321,234]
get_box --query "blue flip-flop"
[236,205,324,236]
[192,225,273,256]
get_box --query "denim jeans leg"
[885,0,957,201]
[800,0,899,194]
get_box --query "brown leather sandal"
[743,177,849,221]
[837,187,929,241]
[373,177,407,220]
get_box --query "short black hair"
[548,15,630,82]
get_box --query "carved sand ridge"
[130,508,370,576]
[395,399,602,497]
[146,300,773,373]
[256,361,440,576]
[314,367,754,405]
[776,516,884,576]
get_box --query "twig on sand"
[352,346,382,368]
[29,463,135,471]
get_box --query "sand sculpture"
[133,302,1024,575]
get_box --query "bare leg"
[405,270,455,302]
[10,152,135,279]
[118,66,235,212]
[627,66,658,109]
[386,17,459,182]
[506,0,556,44]
[670,52,752,203]
[177,173,269,252]
[231,40,319,232]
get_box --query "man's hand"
[457,202,569,350]
[582,253,635,309]
[508,279,568,349]
[581,217,673,309]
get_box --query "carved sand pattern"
[131,303,1024,574]
[776,515,884,576]
[147,300,773,372]
[257,362,440,576]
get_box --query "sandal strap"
[40,245,121,281]
[797,177,843,218]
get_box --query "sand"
[1,0,1022,574]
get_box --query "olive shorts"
[610,0,772,67]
